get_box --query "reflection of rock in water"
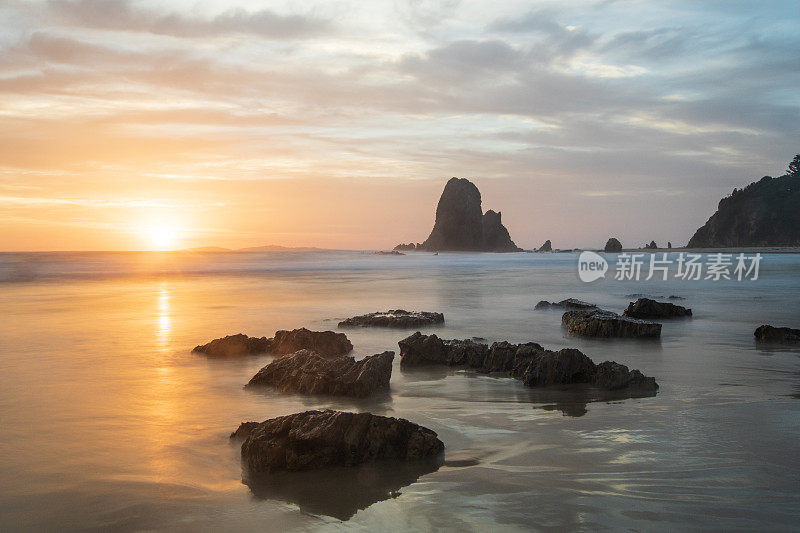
[243,458,442,520]
[533,385,657,417]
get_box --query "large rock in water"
[687,169,800,247]
[231,410,445,473]
[338,310,444,328]
[604,238,622,253]
[271,328,353,357]
[193,333,272,356]
[397,332,658,392]
[754,324,800,343]
[623,298,692,319]
[562,309,662,338]
[246,350,394,397]
[401,177,521,252]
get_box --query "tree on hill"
[788,154,800,177]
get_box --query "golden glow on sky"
[0,0,796,251]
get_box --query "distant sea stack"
[395,177,521,252]
[688,156,800,247]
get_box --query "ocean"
[0,250,798,531]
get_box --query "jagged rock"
[667,242,672,249]
[397,332,448,367]
[246,350,394,397]
[397,332,658,392]
[604,238,622,253]
[397,177,521,252]
[535,298,597,310]
[537,239,552,252]
[192,333,272,357]
[645,240,658,249]
[623,298,692,319]
[393,243,418,251]
[516,348,596,387]
[562,309,662,338]
[688,166,800,247]
[271,328,352,358]
[592,361,659,391]
[231,410,445,473]
[754,325,800,343]
[338,310,444,328]
[445,339,490,368]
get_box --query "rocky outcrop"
[623,298,692,319]
[192,333,272,356]
[754,325,800,343]
[562,309,662,338]
[338,310,444,328]
[393,243,420,251]
[231,410,445,473]
[397,332,658,392]
[537,240,552,252]
[645,240,658,249]
[246,350,394,397]
[271,328,353,357]
[397,177,521,252]
[535,298,597,310]
[688,165,800,247]
[604,238,622,253]
[374,250,404,255]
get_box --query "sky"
[0,0,798,251]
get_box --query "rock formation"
[604,238,622,253]
[338,310,444,328]
[537,240,552,252]
[535,298,597,310]
[754,325,800,343]
[270,328,353,357]
[562,309,662,338]
[195,328,352,358]
[192,333,272,356]
[246,350,393,397]
[623,298,692,319]
[397,332,658,392]
[646,240,658,249]
[231,410,445,473]
[395,177,521,252]
[688,162,800,247]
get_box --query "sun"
[148,226,175,250]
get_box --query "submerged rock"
[338,310,444,328]
[397,332,658,392]
[535,298,597,310]
[192,333,272,357]
[604,238,623,253]
[623,298,692,319]
[231,410,445,473]
[246,350,393,397]
[271,328,353,358]
[754,325,800,343]
[562,309,662,338]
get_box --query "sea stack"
[604,238,622,253]
[396,178,521,252]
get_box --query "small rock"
[232,410,445,473]
[623,298,692,319]
[338,310,444,328]
[537,240,553,252]
[535,298,597,310]
[592,361,659,391]
[562,309,662,338]
[246,350,394,397]
[604,238,623,253]
[754,325,800,343]
[193,333,272,357]
[271,328,353,358]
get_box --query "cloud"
[48,0,332,39]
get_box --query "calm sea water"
[0,251,798,531]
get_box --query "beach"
[1,250,799,530]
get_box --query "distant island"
[395,177,521,252]
[688,154,800,248]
